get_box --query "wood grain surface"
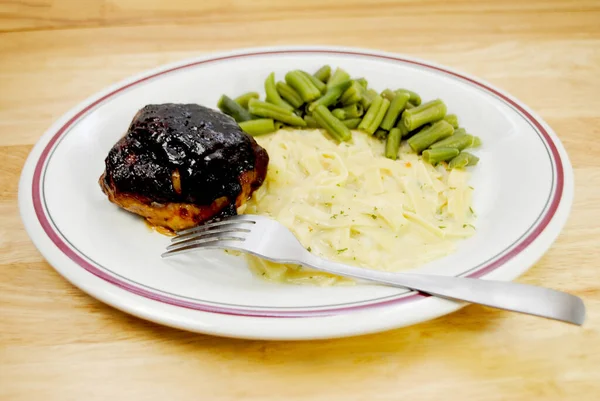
[1,1,600,400]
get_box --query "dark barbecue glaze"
[103,103,268,206]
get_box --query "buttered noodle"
[241,129,476,285]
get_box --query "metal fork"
[162,215,585,325]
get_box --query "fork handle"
[305,257,585,325]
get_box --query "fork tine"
[176,215,257,236]
[161,238,245,258]
[168,228,250,249]
[171,225,252,244]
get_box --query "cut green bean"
[335,103,363,119]
[443,114,459,129]
[380,91,410,131]
[238,119,276,136]
[429,127,482,150]
[274,121,285,130]
[401,99,447,131]
[313,65,331,83]
[395,89,422,106]
[304,115,320,128]
[300,70,327,93]
[285,70,322,102]
[381,89,396,101]
[372,99,390,132]
[308,80,352,112]
[403,123,430,140]
[342,118,361,129]
[407,120,454,153]
[374,129,388,140]
[356,78,368,88]
[327,68,351,90]
[276,81,304,109]
[218,95,254,122]
[395,117,410,138]
[360,88,378,110]
[449,152,480,169]
[358,95,390,135]
[313,105,351,142]
[385,128,403,160]
[405,101,416,110]
[358,94,382,132]
[340,81,363,105]
[422,147,460,165]
[403,99,446,117]
[234,92,259,109]
[430,133,474,151]
[265,72,294,111]
[332,108,346,120]
[248,98,307,127]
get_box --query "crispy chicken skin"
[99,104,268,231]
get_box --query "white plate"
[19,46,573,340]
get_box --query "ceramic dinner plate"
[19,46,573,340]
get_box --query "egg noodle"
[240,129,476,285]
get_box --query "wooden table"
[1,1,599,399]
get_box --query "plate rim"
[18,45,574,339]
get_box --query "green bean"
[358,95,390,135]
[401,99,447,131]
[443,114,459,129]
[285,70,322,102]
[274,121,285,130]
[342,118,361,129]
[356,78,368,88]
[340,81,363,105]
[422,148,460,165]
[248,98,307,127]
[327,67,351,90]
[403,99,445,117]
[276,81,304,109]
[313,65,331,83]
[360,95,384,125]
[218,95,254,122]
[360,88,378,110]
[381,89,396,101]
[238,119,276,136]
[407,120,454,153]
[304,115,320,128]
[395,89,422,106]
[313,105,352,142]
[380,91,410,131]
[405,101,416,110]
[300,70,327,93]
[448,152,480,169]
[308,80,352,112]
[374,129,388,140]
[472,136,482,148]
[335,103,363,119]
[372,98,390,133]
[395,117,410,138]
[429,133,474,151]
[234,92,259,109]
[385,128,403,160]
[403,123,430,140]
[332,108,346,120]
[265,72,294,111]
